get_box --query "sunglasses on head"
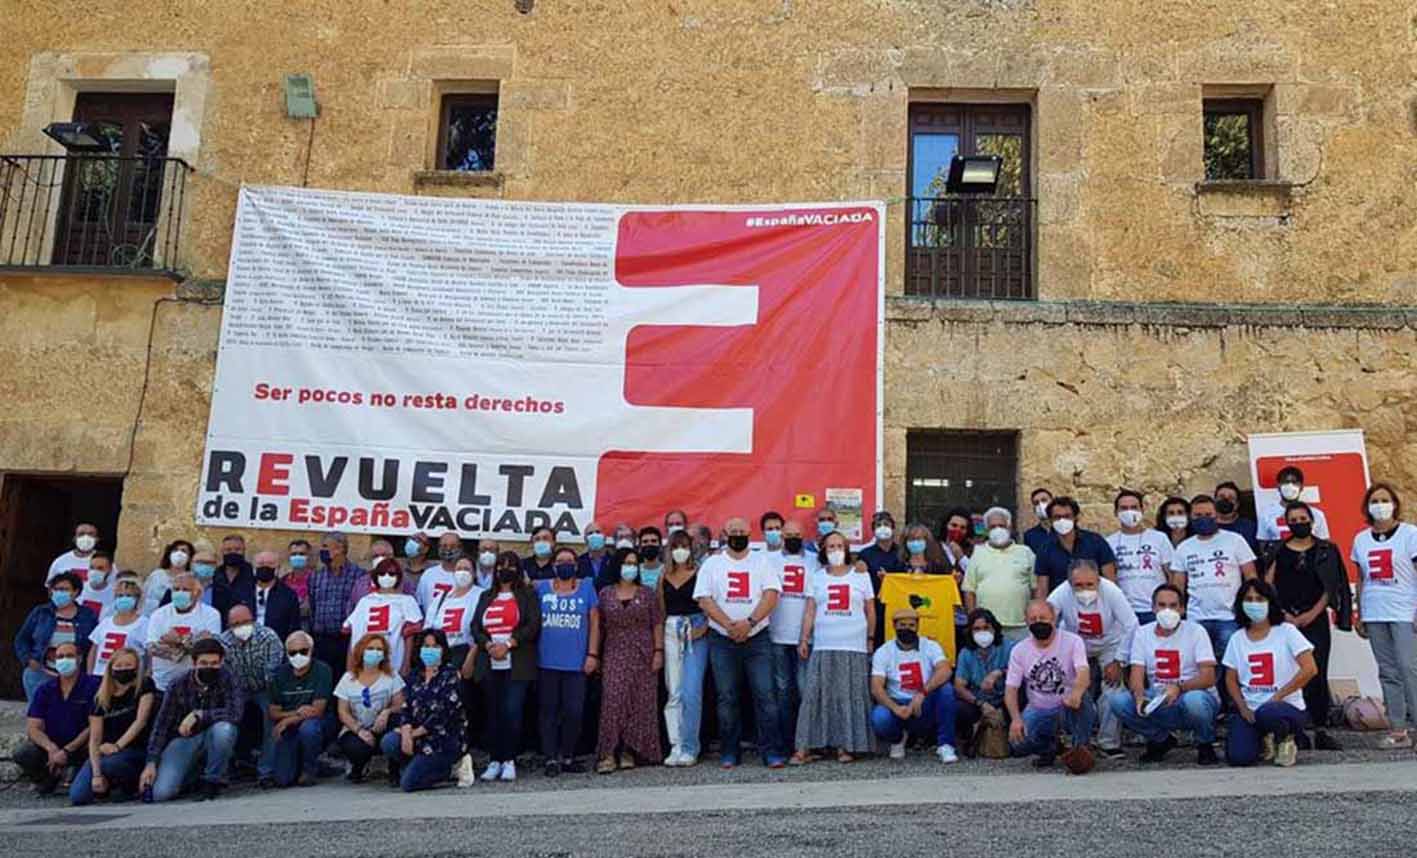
[288,647,311,656]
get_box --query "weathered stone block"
[409,45,514,80]
[379,79,428,110]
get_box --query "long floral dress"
[595,584,663,760]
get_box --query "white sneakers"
[455,754,476,787]
[889,740,906,760]
[480,762,502,781]
[500,760,517,781]
[936,744,958,764]
[663,750,691,767]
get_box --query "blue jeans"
[481,671,529,763]
[1200,619,1240,707]
[379,731,459,792]
[1226,701,1307,766]
[664,615,710,759]
[242,692,276,779]
[1107,689,1219,744]
[870,685,958,746]
[1011,699,1097,757]
[708,630,783,764]
[152,721,239,802]
[770,642,809,752]
[273,717,325,786]
[22,666,53,702]
[69,747,147,805]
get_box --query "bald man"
[1004,600,1095,773]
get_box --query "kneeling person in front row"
[1107,584,1221,765]
[1222,579,1318,768]
[869,608,959,763]
[1005,600,1095,773]
[140,637,242,801]
[267,630,333,787]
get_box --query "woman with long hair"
[660,528,709,766]
[334,632,406,782]
[471,551,541,782]
[70,647,154,804]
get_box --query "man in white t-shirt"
[144,572,223,691]
[869,607,958,763]
[1221,584,1317,766]
[1256,465,1331,544]
[416,533,462,610]
[1047,559,1137,758]
[1172,495,1257,674]
[76,551,117,619]
[47,522,99,584]
[1105,490,1173,623]
[694,516,785,768]
[1106,583,1220,765]
[767,519,818,746]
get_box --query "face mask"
[586,533,606,551]
[1028,621,1054,641]
[668,524,685,535]
[319,549,333,565]
[1215,498,1237,516]
[906,539,927,555]
[172,590,193,610]
[1118,509,1143,528]
[193,562,217,580]
[972,630,995,649]
[196,666,221,685]
[1279,483,1302,502]
[827,549,847,566]
[255,566,276,584]
[783,536,804,555]
[554,563,577,581]
[111,668,138,685]
[288,554,308,570]
[1156,608,1182,631]
[404,538,422,557]
[114,595,138,614]
[169,550,190,568]
[497,567,520,586]
[816,521,836,537]
[620,564,639,581]
[479,550,497,568]
[231,623,255,642]
[671,547,691,564]
[1075,588,1099,606]
[88,570,108,586]
[50,590,73,609]
[1369,502,1395,522]
[363,649,386,668]
[377,574,398,590]
[1191,516,1219,536]
[874,525,894,542]
[1052,518,1075,536]
[223,551,245,567]
[1035,501,1050,520]
[988,527,1011,548]
[420,647,442,668]
[727,534,750,552]
[764,529,783,548]
[640,544,661,562]
[288,652,311,670]
[615,537,634,550]
[1242,601,1269,622]
[533,541,553,559]
[439,547,462,562]
[75,535,97,552]
[454,569,475,589]
[895,628,919,648]
[1288,522,1313,540]
[55,656,78,676]
[1166,515,1189,530]
[947,527,968,544]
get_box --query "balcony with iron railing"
[0,154,191,277]
[906,195,1036,300]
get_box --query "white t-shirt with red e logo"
[806,570,873,653]
[1221,622,1314,711]
[1350,523,1417,623]
[871,637,947,701]
[1046,578,1138,665]
[426,587,484,648]
[769,551,821,645]
[1127,619,1217,700]
[344,592,422,672]
[693,550,782,637]
[87,614,150,676]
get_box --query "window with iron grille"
[906,103,1035,300]
[437,93,498,171]
[905,430,1019,534]
[1203,98,1265,181]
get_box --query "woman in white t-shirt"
[791,531,877,764]
[343,559,424,674]
[333,633,406,782]
[1351,483,1417,749]
[142,540,193,617]
[86,577,148,676]
[1222,578,1317,768]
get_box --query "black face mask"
[1028,621,1054,641]
[727,534,750,552]
[640,544,661,562]
[255,566,276,583]
[1216,498,1237,515]
[223,552,244,567]
[895,628,919,648]
[111,668,138,685]
[497,566,521,586]
[783,536,804,555]
[1288,522,1313,540]
[196,666,221,685]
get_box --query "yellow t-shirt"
[878,572,962,661]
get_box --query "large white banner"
[198,186,885,540]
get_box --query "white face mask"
[1075,588,1099,606]
[377,574,398,590]
[231,623,255,642]
[288,653,310,670]
[874,525,893,542]
[1035,501,1050,520]
[453,569,474,589]
[1369,502,1395,522]
[1117,509,1143,528]
[75,534,97,552]
[1052,518,1075,536]
[1165,515,1189,530]
[478,550,497,567]
[169,550,190,568]
[826,549,846,567]
[987,526,1011,548]
[671,547,691,564]
[1279,483,1302,501]
[1155,608,1182,631]
[616,538,634,550]
[667,524,685,535]
[972,630,995,649]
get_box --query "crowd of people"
[13,466,1417,803]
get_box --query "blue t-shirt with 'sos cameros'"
[536,578,596,672]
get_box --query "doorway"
[0,474,123,698]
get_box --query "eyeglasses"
[287,648,311,656]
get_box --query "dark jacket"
[254,580,302,642]
[470,585,542,681]
[212,562,257,623]
[1311,539,1353,632]
[14,602,99,665]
